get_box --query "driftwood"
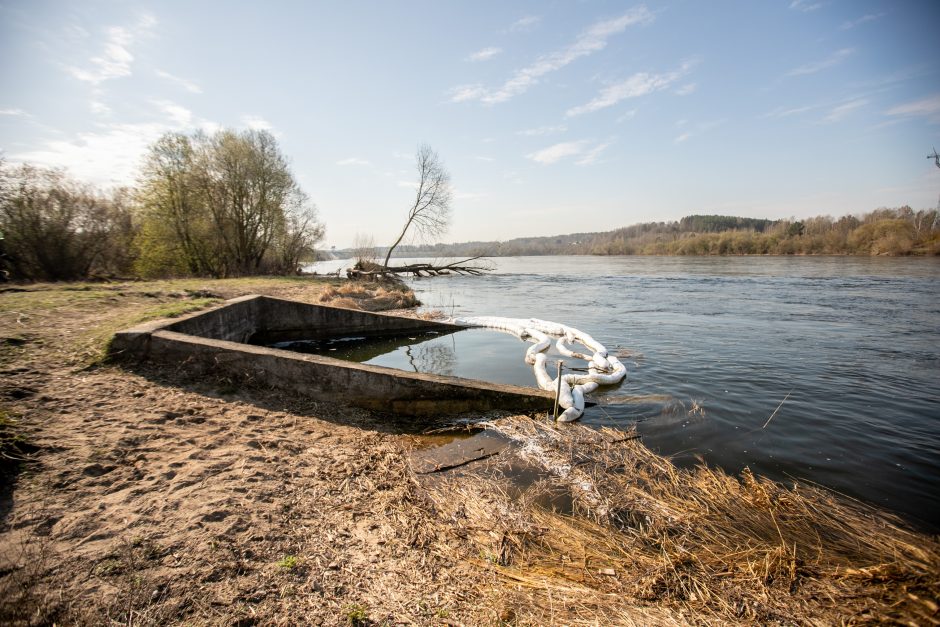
[347,256,490,280]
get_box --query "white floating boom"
[449,316,626,422]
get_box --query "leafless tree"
[382,144,452,268]
[352,233,377,264]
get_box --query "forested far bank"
[382,208,940,259]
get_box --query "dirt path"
[0,279,499,625]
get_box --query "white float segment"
[450,316,627,422]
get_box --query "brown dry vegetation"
[0,278,937,625]
[423,418,939,625]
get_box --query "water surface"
[308,256,940,531]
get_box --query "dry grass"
[420,416,939,625]
[317,281,420,311]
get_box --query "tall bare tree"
[382,144,452,268]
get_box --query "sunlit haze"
[1,0,938,248]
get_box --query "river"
[307,255,940,532]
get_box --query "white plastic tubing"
[449,316,626,422]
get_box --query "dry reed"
[419,416,939,625]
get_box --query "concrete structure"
[110,295,554,416]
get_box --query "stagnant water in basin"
[270,327,595,386]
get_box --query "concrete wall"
[110,295,553,417]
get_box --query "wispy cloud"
[760,104,817,119]
[450,7,654,105]
[616,109,638,123]
[840,13,884,30]
[575,141,612,166]
[90,100,111,116]
[885,94,940,124]
[516,125,568,136]
[473,156,495,162]
[155,69,203,93]
[67,14,156,85]
[337,157,371,166]
[0,108,30,117]
[509,15,540,32]
[153,99,193,126]
[823,98,867,122]
[676,82,697,96]
[673,119,723,144]
[566,58,697,117]
[467,47,502,62]
[526,139,611,166]
[789,0,823,12]
[240,115,273,131]
[786,48,854,77]
[527,140,587,164]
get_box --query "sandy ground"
[0,280,502,626]
[2,279,936,626]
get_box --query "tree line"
[380,209,940,258]
[0,128,324,281]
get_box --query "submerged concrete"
[110,295,553,416]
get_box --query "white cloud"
[516,125,568,136]
[527,139,611,166]
[673,119,723,144]
[840,13,884,30]
[509,15,540,32]
[616,109,638,123]
[789,0,823,12]
[240,115,273,131]
[527,140,587,164]
[451,7,653,105]
[885,94,940,123]
[760,104,816,119]
[67,14,156,85]
[448,84,488,102]
[823,98,867,122]
[337,157,371,166]
[0,108,29,117]
[676,82,697,96]
[6,96,215,185]
[786,48,854,77]
[90,100,111,116]
[154,100,193,126]
[11,121,170,185]
[467,47,502,62]
[575,141,612,166]
[155,69,203,93]
[566,58,696,117]
[473,156,495,162]
[397,180,418,189]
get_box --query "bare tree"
[382,144,452,268]
[352,232,377,264]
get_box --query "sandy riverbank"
[0,277,936,625]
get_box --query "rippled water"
[308,256,940,531]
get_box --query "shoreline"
[1,277,937,624]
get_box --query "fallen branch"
[347,256,492,279]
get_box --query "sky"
[1,1,939,249]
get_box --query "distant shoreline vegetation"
[369,209,940,259]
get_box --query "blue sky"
[1,1,938,248]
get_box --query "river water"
[308,256,940,532]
